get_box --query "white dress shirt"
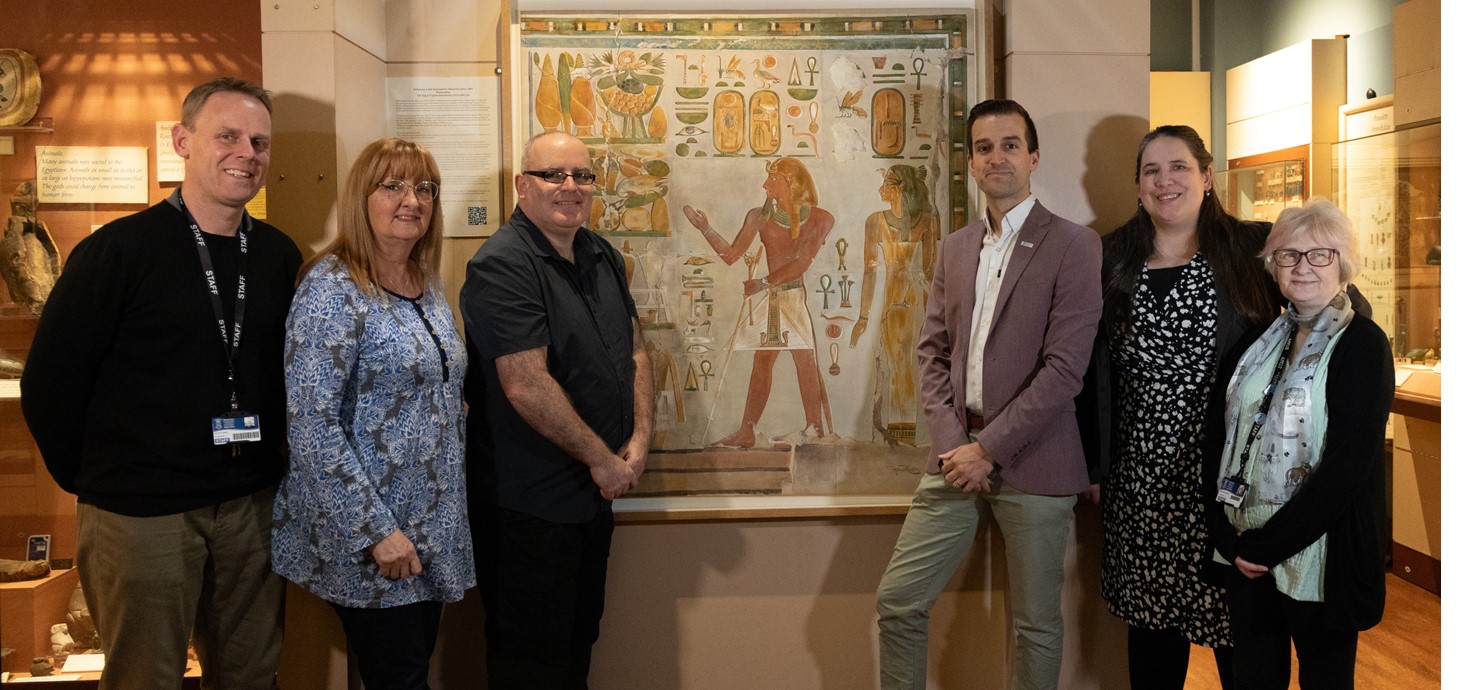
[964,195,1037,415]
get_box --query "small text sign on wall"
[36,146,149,204]
[156,121,186,182]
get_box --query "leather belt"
[965,410,986,430]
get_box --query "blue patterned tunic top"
[272,255,474,608]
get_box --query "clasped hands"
[939,441,995,493]
[1234,556,1271,580]
[589,438,648,501]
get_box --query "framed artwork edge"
[511,6,987,517]
[614,493,913,522]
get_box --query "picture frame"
[513,10,984,516]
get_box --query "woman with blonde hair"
[273,138,474,689]
[1205,198,1391,689]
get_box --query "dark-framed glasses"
[523,169,596,185]
[1271,248,1338,268]
[377,179,440,202]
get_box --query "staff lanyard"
[1232,325,1298,485]
[179,195,249,413]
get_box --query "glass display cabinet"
[1332,121,1441,594]
[1215,157,1305,224]
[1331,122,1441,361]
[1,118,110,678]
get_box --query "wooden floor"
[1183,574,1440,689]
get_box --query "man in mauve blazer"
[876,99,1103,690]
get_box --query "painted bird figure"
[752,59,780,89]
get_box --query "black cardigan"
[1201,314,1394,631]
[21,199,302,516]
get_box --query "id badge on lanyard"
[181,195,261,456]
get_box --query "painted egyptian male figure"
[683,157,835,448]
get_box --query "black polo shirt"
[460,207,638,523]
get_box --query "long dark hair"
[1103,125,1273,337]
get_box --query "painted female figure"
[851,165,938,443]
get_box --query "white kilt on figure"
[730,281,816,351]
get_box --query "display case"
[1,120,116,677]
[2,121,75,559]
[1332,120,1441,593]
[1331,122,1441,361]
[1215,154,1305,223]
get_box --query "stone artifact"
[0,348,22,378]
[0,557,50,582]
[0,182,60,314]
[66,584,101,650]
[30,656,54,677]
[49,624,74,656]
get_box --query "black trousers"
[476,506,615,690]
[1126,624,1233,690]
[1226,570,1359,689]
[332,600,444,690]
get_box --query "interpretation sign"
[36,145,149,204]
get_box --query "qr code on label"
[468,206,488,226]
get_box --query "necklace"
[762,199,810,228]
[881,209,927,238]
[377,266,419,297]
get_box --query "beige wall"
[1003,0,1152,234]
[1150,71,1213,146]
[581,510,1126,689]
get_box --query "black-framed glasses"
[1271,248,1338,268]
[377,179,440,202]
[523,169,596,185]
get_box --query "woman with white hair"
[1204,197,1392,689]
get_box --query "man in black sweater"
[20,78,301,689]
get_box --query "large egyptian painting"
[519,13,976,503]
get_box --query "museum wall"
[1002,0,1151,233]
[1149,0,1195,72]
[1199,0,1404,162]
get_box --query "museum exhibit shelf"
[1213,156,1303,224]
[2,118,106,673]
[0,566,77,676]
[1,657,202,686]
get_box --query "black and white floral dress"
[1100,253,1230,647]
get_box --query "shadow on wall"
[1082,115,1149,235]
[277,582,351,689]
[589,520,748,689]
[805,514,938,690]
[267,92,339,257]
[1063,504,1128,688]
[433,588,488,688]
